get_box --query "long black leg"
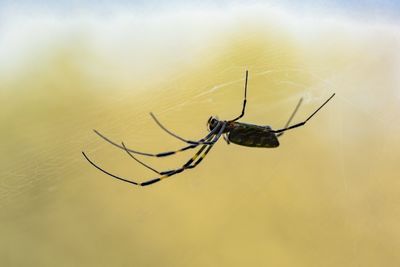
[82,122,226,187]
[272,93,335,134]
[93,121,222,158]
[139,144,210,186]
[82,152,138,185]
[121,134,214,175]
[276,97,303,137]
[150,112,214,145]
[230,70,248,122]
[185,142,214,169]
[140,122,226,186]
[121,124,223,182]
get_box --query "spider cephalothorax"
[207,116,220,131]
[83,70,335,186]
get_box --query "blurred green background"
[1,3,400,267]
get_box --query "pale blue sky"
[1,0,400,17]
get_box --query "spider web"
[1,3,400,267]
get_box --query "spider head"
[207,116,219,131]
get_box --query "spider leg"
[93,121,222,158]
[121,142,163,175]
[150,112,214,145]
[223,134,230,144]
[139,122,226,186]
[139,144,210,186]
[82,152,138,185]
[272,93,335,134]
[82,122,226,187]
[276,97,303,137]
[230,70,248,122]
[121,133,214,175]
[185,141,215,169]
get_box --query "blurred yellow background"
[1,4,400,267]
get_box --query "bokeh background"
[1,1,400,266]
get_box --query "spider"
[82,71,335,186]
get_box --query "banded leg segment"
[140,144,210,186]
[140,122,226,186]
[185,143,214,169]
[93,120,222,158]
[82,122,226,187]
[121,134,214,175]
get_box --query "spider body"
[227,122,279,148]
[208,117,279,147]
[82,70,335,186]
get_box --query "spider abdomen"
[227,122,279,148]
